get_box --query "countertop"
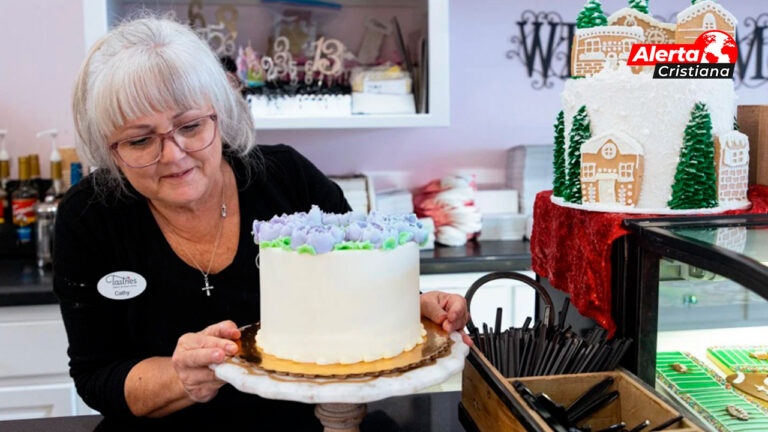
[0,391,468,432]
[0,240,531,307]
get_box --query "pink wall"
[3,0,767,187]
[0,0,84,179]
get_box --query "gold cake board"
[233,318,453,379]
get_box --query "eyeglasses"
[110,114,218,168]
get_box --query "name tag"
[97,271,147,300]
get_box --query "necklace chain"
[152,173,228,296]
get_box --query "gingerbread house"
[608,8,676,44]
[676,0,736,44]
[714,131,749,203]
[571,26,644,77]
[580,132,644,207]
[714,227,747,253]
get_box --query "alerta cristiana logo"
[627,30,737,79]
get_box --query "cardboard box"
[461,346,704,432]
[737,105,768,186]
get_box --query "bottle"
[29,153,43,197]
[11,156,39,245]
[0,177,6,226]
[38,129,65,202]
[0,129,9,190]
[70,162,83,187]
[0,130,8,225]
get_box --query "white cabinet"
[419,271,537,330]
[0,305,94,420]
[0,383,75,420]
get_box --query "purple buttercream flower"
[414,228,429,245]
[258,222,283,242]
[252,220,262,236]
[338,213,350,225]
[330,226,345,242]
[307,205,323,226]
[395,222,412,235]
[270,215,287,224]
[349,210,366,222]
[307,230,336,254]
[290,227,308,249]
[280,224,294,237]
[322,213,340,226]
[363,226,383,245]
[345,223,363,241]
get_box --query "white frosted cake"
[252,205,429,365]
[552,0,750,214]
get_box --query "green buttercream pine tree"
[629,0,649,14]
[565,106,591,204]
[577,0,608,29]
[553,111,567,197]
[668,102,718,209]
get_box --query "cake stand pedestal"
[211,330,469,432]
[314,403,367,432]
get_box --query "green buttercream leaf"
[359,241,373,250]
[296,244,317,255]
[382,237,397,250]
[281,236,291,246]
[259,240,273,248]
[398,231,414,245]
[334,242,354,250]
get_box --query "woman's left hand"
[420,291,473,346]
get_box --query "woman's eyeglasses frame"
[109,113,218,169]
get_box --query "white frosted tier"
[562,66,738,209]
[256,242,424,365]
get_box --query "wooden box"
[737,105,768,186]
[460,346,705,432]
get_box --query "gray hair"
[72,15,259,197]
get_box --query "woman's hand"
[420,291,474,346]
[171,320,241,403]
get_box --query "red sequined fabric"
[531,186,768,336]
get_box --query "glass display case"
[617,214,768,432]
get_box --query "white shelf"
[253,113,446,129]
[88,0,451,130]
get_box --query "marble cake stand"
[211,331,469,432]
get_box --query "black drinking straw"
[627,419,651,432]
[511,328,519,378]
[522,316,532,332]
[559,297,570,329]
[565,377,614,416]
[649,415,684,431]
[567,390,619,424]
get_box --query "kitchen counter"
[420,239,531,274]
[0,391,468,432]
[0,258,54,307]
[0,240,531,307]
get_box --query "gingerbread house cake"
[553,0,750,213]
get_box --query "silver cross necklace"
[156,174,228,297]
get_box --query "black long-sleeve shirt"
[53,144,350,429]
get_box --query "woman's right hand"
[171,320,241,403]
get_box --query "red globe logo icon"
[695,30,738,64]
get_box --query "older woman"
[54,16,470,427]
